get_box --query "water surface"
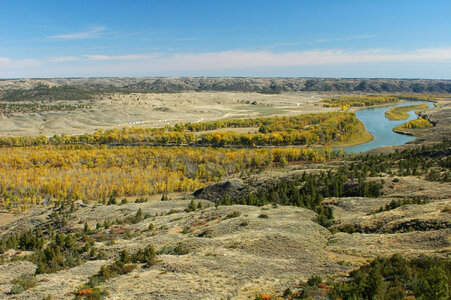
[340,101,434,153]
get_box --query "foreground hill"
[0,193,449,299]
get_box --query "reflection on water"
[340,101,434,153]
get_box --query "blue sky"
[1,0,450,78]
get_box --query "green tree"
[422,267,449,300]
[120,249,131,264]
[365,264,385,299]
[187,200,196,212]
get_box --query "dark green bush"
[226,211,241,218]
[10,274,37,294]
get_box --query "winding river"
[340,101,435,153]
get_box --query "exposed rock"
[193,179,247,203]
[153,106,174,112]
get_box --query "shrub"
[181,226,192,234]
[119,249,131,263]
[10,274,37,294]
[75,287,108,299]
[173,243,189,255]
[107,196,117,205]
[89,247,98,259]
[103,220,110,229]
[258,214,269,219]
[307,275,323,286]
[226,211,241,218]
[341,224,356,234]
[185,200,197,212]
[84,245,157,289]
[84,223,93,234]
[131,244,156,267]
[135,198,148,203]
[255,294,272,300]
[228,243,239,249]
[282,288,292,298]
[9,284,25,295]
[167,209,181,215]
[197,228,212,237]
[77,289,92,296]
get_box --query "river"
[340,101,435,153]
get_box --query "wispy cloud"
[49,26,106,39]
[312,34,377,44]
[1,47,451,78]
[270,34,377,48]
[0,57,41,72]
[49,56,80,63]
[271,42,300,47]
[147,48,451,70]
[84,54,157,61]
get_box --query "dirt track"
[0,92,335,137]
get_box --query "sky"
[0,0,450,79]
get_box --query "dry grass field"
[0,91,337,137]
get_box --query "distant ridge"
[1,77,450,94]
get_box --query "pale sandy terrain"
[0,92,338,137]
[0,213,20,226]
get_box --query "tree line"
[322,95,400,108]
[330,254,450,300]
[0,112,367,148]
[220,169,383,228]
[393,117,434,131]
[0,145,341,212]
[0,102,88,115]
[348,141,449,182]
[322,94,447,109]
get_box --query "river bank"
[339,101,435,153]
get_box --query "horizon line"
[1,76,451,81]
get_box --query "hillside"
[0,142,449,299]
[1,77,451,95]
[0,78,449,299]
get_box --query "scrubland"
[0,80,449,299]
